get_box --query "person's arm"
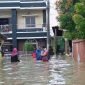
[41,51,48,57]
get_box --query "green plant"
[56,0,79,40]
[59,13,75,32]
[72,1,85,39]
[24,41,34,51]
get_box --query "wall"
[17,9,43,29]
[0,9,11,18]
[0,9,43,29]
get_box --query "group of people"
[32,46,54,62]
[0,45,54,63]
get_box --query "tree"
[56,0,79,40]
[56,0,85,62]
[72,0,85,39]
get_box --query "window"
[25,16,35,27]
[0,18,9,25]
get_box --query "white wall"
[17,9,43,29]
[0,9,44,29]
[50,0,59,36]
[0,9,11,18]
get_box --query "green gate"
[57,36,65,54]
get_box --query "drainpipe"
[54,28,57,56]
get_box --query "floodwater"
[0,54,85,85]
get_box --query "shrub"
[24,41,34,51]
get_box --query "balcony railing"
[0,24,47,33]
[0,25,12,32]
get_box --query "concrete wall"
[17,9,43,29]
[0,9,43,29]
[72,40,85,62]
[0,10,11,18]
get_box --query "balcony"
[0,24,47,33]
[0,24,47,39]
[0,25,12,33]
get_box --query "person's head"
[38,46,41,49]
[12,48,17,53]
[41,46,45,50]
[34,47,36,50]
[11,48,18,56]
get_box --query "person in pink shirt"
[41,46,48,62]
[11,48,20,62]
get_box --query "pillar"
[11,9,17,48]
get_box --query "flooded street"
[0,55,85,85]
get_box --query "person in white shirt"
[41,46,48,62]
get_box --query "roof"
[0,0,44,2]
[0,0,46,9]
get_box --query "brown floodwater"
[0,54,84,85]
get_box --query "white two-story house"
[0,0,48,51]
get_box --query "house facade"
[0,0,47,51]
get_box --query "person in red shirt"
[32,48,36,60]
[41,46,48,62]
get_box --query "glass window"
[25,16,35,27]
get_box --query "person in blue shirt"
[36,47,42,60]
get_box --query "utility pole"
[46,0,50,50]
[54,28,57,55]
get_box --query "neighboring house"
[0,0,47,51]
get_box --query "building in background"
[50,0,59,36]
[0,0,48,51]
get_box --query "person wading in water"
[11,48,20,62]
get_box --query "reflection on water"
[0,56,49,85]
[71,63,85,85]
[48,55,85,85]
[0,55,85,85]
